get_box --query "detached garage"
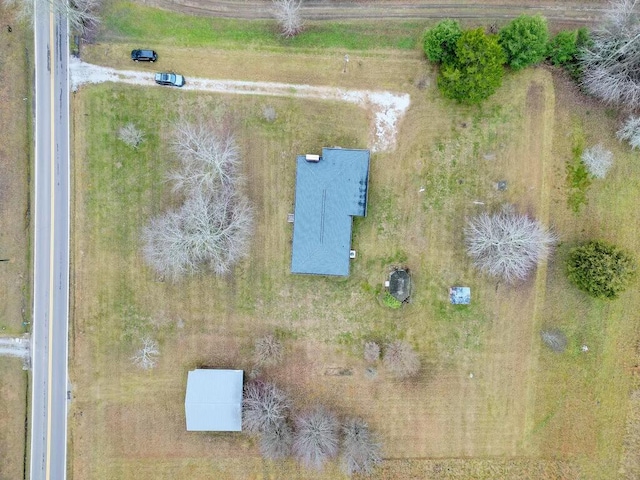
[184,369,244,432]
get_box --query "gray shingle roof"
[185,369,243,432]
[291,148,370,276]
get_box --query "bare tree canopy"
[340,418,383,476]
[117,122,145,149]
[382,341,420,379]
[293,406,339,470]
[540,329,568,353]
[4,0,101,32]
[581,144,613,178]
[260,421,293,459]
[465,206,557,283]
[363,341,380,363]
[617,115,640,149]
[272,0,303,37]
[131,336,159,370]
[142,121,253,281]
[242,381,291,434]
[580,0,640,108]
[254,334,284,366]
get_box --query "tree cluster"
[142,121,253,281]
[567,240,637,299]
[465,206,557,283]
[5,0,101,32]
[242,380,383,475]
[423,17,592,103]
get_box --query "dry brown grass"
[69,39,640,480]
[0,5,31,479]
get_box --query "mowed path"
[143,0,606,24]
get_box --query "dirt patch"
[70,58,410,151]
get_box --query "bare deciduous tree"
[4,0,101,32]
[260,420,293,459]
[580,0,640,108]
[169,122,241,194]
[131,336,159,370]
[363,341,380,363]
[142,188,253,279]
[465,206,557,283]
[262,105,277,122]
[581,144,613,178]
[118,122,145,149]
[382,341,420,379]
[272,0,303,38]
[142,121,253,281]
[617,115,640,149]
[540,329,568,353]
[254,334,283,366]
[340,418,383,476]
[293,406,339,470]
[242,381,291,434]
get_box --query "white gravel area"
[0,336,30,359]
[70,58,410,152]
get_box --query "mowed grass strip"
[101,1,422,50]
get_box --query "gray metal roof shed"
[291,148,370,276]
[185,369,244,432]
[389,269,411,302]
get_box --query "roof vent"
[305,154,320,162]
[349,250,357,259]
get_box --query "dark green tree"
[547,28,591,79]
[423,19,462,64]
[567,240,637,299]
[499,15,549,70]
[438,28,506,104]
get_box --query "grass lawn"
[71,11,640,480]
[100,1,422,50]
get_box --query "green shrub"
[423,19,462,64]
[382,292,402,309]
[548,30,579,66]
[438,28,506,104]
[567,241,637,299]
[498,15,549,70]
[550,27,591,80]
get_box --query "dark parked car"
[131,49,157,62]
[154,72,185,87]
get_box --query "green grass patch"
[101,1,423,50]
[566,121,591,213]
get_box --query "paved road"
[30,3,70,480]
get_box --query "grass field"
[70,9,640,480]
[0,5,31,480]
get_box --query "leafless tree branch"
[272,0,303,38]
[581,144,613,178]
[118,122,145,149]
[340,418,383,476]
[254,334,283,366]
[293,406,339,470]
[260,420,293,459]
[617,115,640,149]
[382,341,420,379]
[464,206,557,283]
[242,381,291,434]
[131,336,159,370]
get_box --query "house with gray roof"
[184,369,243,432]
[290,148,370,276]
